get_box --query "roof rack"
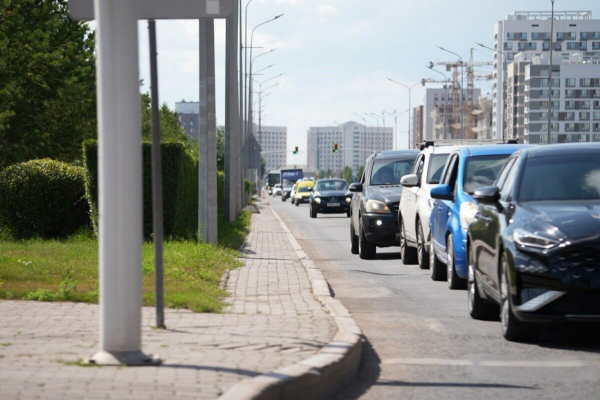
[419,139,519,150]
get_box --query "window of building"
[557,32,565,41]
[519,32,527,41]
[554,42,562,51]
[504,42,513,50]
[581,32,589,40]
[566,89,575,98]
[581,78,592,87]
[594,32,600,40]
[580,112,590,120]
[532,32,540,40]
[507,32,515,40]
[582,123,591,131]
[567,42,578,50]
[542,42,550,51]
[518,42,526,51]
[568,32,576,40]
[580,42,588,51]
[566,78,576,87]
[583,101,591,110]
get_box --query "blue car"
[429,145,530,289]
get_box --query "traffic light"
[293,146,299,155]
[332,143,339,153]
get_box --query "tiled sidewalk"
[0,200,337,400]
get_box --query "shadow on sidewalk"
[333,338,381,400]
[159,364,261,378]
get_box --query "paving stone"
[0,199,336,400]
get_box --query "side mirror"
[400,174,419,188]
[349,183,363,193]
[473,186,501,205]
[430,184,453,201]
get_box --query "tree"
[325,169,332,178]
[343,166,353,184]
[318,170,325,179]
[216,127,225,171]
[356,165,365,182]
[260,157,267,178]
[0,0,96,169]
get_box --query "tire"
[359,219,376,260]
[295,200,299,207]
[310,206,317,218]
[282,196,286,202]
[417,220,429,270]
[350,219,359,254]
[400,219,417,264]
[430,227,446,281]
[291,198,295,205]
[500,253,539,342]
[447,234,467,290]
[346,209,351,218]
[468,244,499,321]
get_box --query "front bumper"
[295,196,311,204]
[361,213,399,247]
[510,245,600,323]
[313,200,350,213]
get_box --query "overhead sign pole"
[90,0,159,366]
[69,0,236,366]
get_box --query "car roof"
[424,145,463,155]
[373,150,420,160]
[317,178,346,182]
[458,144,531,157]
[522,143,600,158]
[297,180,315,186]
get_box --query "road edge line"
[219,204,363,400]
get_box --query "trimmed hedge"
[83,141,199,240]
[0,159,89,238]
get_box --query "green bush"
[83,141,205,240]
[0,159,89,238]
[217,171,225,211]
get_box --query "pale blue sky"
[135,0,600,164]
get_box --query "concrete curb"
[220,206,363,400]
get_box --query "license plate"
[328,203,340,207]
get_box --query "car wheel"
[346,209,351,218]
[500,253,539,342]
[468,244,499,321]
[310,206,316,219]
[400,219,417,264]
[350,219,359,254]
[359,219,376,260]
[447,234,466,290]
[417,221,429,270]
[291,198,295,204]
[295,200,299,207]
[430,228,446,281]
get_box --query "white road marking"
[382,358,600,368]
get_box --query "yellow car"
[294,181,315,206]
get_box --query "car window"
[415,155,425,184]
[463,155,510,194]
[371,158,416,186]
[500,159,519,202]
[445,156,459,193]
[427,154,450,184]
[361,161,370,185]
[518,154,600,202]
[315,180,348,192]
[441,155,457,185]
[495,157,516,190]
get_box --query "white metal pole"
[91,0,159,366]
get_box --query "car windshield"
[428,154,450,184]
[463,155,510,194]
[519,154,600,202]
[315,180,348,192]
[371,158,415,186]
[298,187,312,193]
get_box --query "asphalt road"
[268,196,600,400]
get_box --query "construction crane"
[431,49,493,139]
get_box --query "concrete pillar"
[225,6,240,223]
[90,0,158,366]
[199,19,218,244]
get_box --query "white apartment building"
[423,87,478,141]
[307,122,393,174]
[521,54,600,144]
[493,10,600,139]
[255,124,288,172]
[175,100,199,139]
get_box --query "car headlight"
[513,228,563,251]
[460,202,479,229]
[428,198,435,211]
[346,197,352,204]
[366,200,390,214]
[315,198,322,204]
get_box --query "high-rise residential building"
[521,53,600,144]
[175,100,199,139]
[412,106,424,147]
[255,124,288,172]
[493,10,600,140]
[423,87,479,141]
[307,122,393,174]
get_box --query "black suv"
[349,150,419,259]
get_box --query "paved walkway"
[0,200,337,400]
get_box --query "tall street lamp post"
[437,46,465,139]
[476,42,507,143]
[383,110,398,149]
[548,0,556,145]
[426,64,450,140]
[386,78,421,149]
